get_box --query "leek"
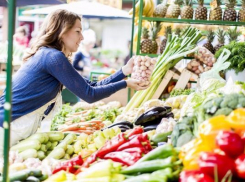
[124,27,202,112]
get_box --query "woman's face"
[62,19,84,54]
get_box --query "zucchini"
[63,133,77,144]
[38,174,48,181]
[66,145,74,155]
[19,149,38,160]
[42,133,49,143]
[40,144,47,152]
[26,133,46,143]
[37,150,46,160]
[49,141,58,150]
[26,176,40,182]
[11,139,41,152]
[47,147,65,159]
[46,141,52,150]
[8,169,30,181]
[29,169,42,177]
[48,132,64,142]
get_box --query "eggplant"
[166,112,174,119]
[101,121,133,131]
[143,123,159,132]
[134,106,172,126]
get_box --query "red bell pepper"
[199,152,235,180]
[179,170,214,182]
[103,151,141,166]
[126,127,144,138]
[52,155,83,174]
[82,133,128,167]
[216,130,245,159]
[235,153,245,179]
[117,133,150,151]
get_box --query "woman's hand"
[122,57,134,76]
[126,78,150,91]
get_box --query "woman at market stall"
[0,9,149,156]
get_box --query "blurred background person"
[14,26,29,48]
[73,28,96,78]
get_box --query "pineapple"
[151,24,162,54]
[166,0,183,18]
[223,0,237,21]
[214,29,226,53]
[153,0,168,18]
[238,0,245,22]
[203,30,215,54]
[160,26,172,54]
[175,27,181,36]
[227,27,242,43]
[140,27,152,54]
[209,0,222,20]
[195,0,207,20]
[181,0,194,19]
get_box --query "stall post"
[3,0,16,181]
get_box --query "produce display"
[131,55,157,86]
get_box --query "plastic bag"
[195,46,216,67]
[131,56,157,86]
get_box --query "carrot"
[60,124,86,132]
[88,120,102,124]
[79,130,94,135]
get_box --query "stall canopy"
[22,1,131,19]
[0,0,66,7]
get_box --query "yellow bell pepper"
[44,171,67,182]
[180,138,214,170]
[227,108,245,130]
[198,115,231,148]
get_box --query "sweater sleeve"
[73,52,84,71]
[45,51,127,103]
[83,69,126,86]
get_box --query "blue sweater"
[73,51,91,71]
[0,47,127,127]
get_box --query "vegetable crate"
[89,71,111,82]
[152,69,198,99]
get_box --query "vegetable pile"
[180,109,245,181]
[131,56,157,86]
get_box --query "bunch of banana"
[129,0,155,25]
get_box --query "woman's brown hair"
[23,9,81,61]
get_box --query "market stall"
[3,0,245,181]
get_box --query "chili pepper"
[137,144,174,163]
[126,127,144,138]
[122,147,147,155]
[104,151,141,166]
[52,155,83,174]
[235,154,245,179]
[198,116,231,148]
[179,170,214,182]
[82,133,128,167]
[216,130,244,159]
[117,133,149,151]
[227,109,245,130]
[199,152,235,180]
[121,156,175,174]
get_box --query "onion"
[144,61,150,67]
[146,69,151,74]
[187,63,192,69]
[198,65,204,72]
[141,56,146,62]
[141,61,145,66]
[212,57,216,63]
[141,72,146,77]
[195,70,200,74]
[192,66,198,71]
[150,58,156,64]
[140,65,147,70]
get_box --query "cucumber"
[37,150,46,160]
[11,139,41,152]
[46,141,52,150]
[40,144,47,152]
[26,176,40,182]
[47,147,65,159]
[48,132,64,142]
[19,149,38,160]
[38,174,48,181]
